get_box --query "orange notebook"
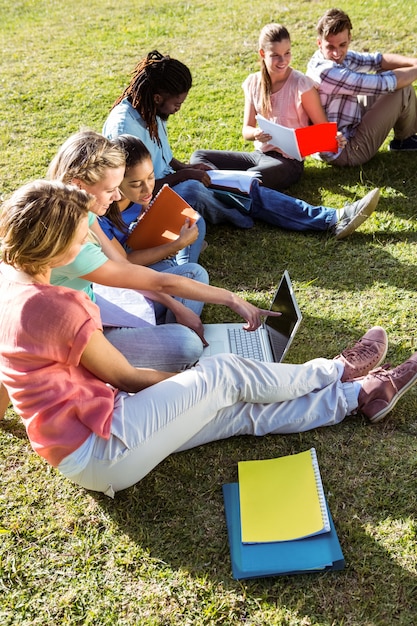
[126,184,200,249]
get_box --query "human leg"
[249,180,379,236]
[103,323,203,370]
[249,179,336,231]
[172,180,254,229]
[190,149,259,171]
[254,151,304,191]
[152,262,209,322]
[72,354,356,494]
[332,88,417,166]
[190,149,304,192]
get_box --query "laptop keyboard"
[228,328,265,360]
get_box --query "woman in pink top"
[0,180,410,497]
[191,23,343,191]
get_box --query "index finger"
[258,309,282,317]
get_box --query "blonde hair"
[0,180,93,276]
[258,23,291,115]
[47,128,126,185]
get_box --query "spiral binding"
[310,447,331,533]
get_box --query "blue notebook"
[222,483,345,580]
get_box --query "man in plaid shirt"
[307,8,417,166]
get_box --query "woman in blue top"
[99,134,206,270]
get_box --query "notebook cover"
[222,483,345,580]
[238,448,330,543]
[126,184,200,249]
[255,115,338,160]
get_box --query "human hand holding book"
[126,184,200,250]
[255,114,338,161]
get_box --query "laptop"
[201,271,302,362]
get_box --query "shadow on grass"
[91,423,417,624]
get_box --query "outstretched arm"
[82,259,275,331]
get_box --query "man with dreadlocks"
[103,50,380,239]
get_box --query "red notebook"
[255,114,338,161]
[126,184,200,249]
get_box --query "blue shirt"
[99,203,143,248]
[103,98,174,178]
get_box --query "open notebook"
[201,271,302,362]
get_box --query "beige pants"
[332,85,417,167]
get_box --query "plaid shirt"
[307,50,397,139]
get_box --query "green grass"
[1,0,417,624]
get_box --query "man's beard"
[158,112,169,121]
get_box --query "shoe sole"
[369,369,417,423]
[335,188,380,240]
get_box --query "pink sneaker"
[358,353,417,423]
[335,326,388,382]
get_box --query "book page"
[207,170,261,194]
[256,115,338,160]
[256,114,301,160]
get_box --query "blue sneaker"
[389,134,417,151]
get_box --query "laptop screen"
[265,271,302,361]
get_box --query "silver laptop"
[201,271,302,362]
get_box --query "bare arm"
[300,87,328,124]
[381,53,417,89]
[242,96,264,142]
[82,259,272,330]
[80,329,175,392]
[86,221,206,334]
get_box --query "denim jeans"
[172,179,336,232]
[250,180,336,231]
[103,323,203,370]
[151,262,209,322]
[175,214,206,265]
[67,354,358,495]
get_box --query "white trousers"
[70,354,358,496]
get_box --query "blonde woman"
[0,180,407,496]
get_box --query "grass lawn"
[1,0,417,624]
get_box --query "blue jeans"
[151,262,209,322]
[172,180,255,228]
[103,323,203,371]
[172,180,336,232]
[176,214,206,265]
[250,180,336,231]
[66,355,358,495]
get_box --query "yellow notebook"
[238,448,330,543]
[126,184,200,250]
